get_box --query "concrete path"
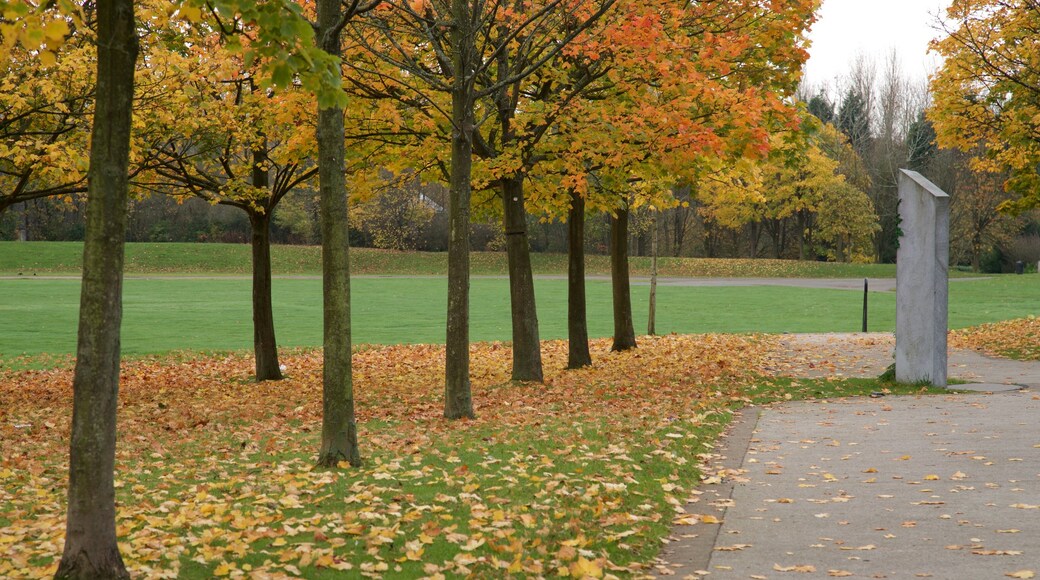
[768,333,1040,388]
[656,335,1040,579]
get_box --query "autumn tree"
[312,0,382,466]
[351,174,437,250]
[0,32,93,217]
[1,0,358,570]
[52,1,138,576]
[347,0,619,411]
[930,0,1040,212]
[136,40,323,381]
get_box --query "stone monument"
[896,169,950,387]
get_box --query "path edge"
[654,405,762,577]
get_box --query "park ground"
[2,243,1039,578]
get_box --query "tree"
[349,0,619,410]
[807,90,835,125]
[837,89,871,154]
[566,187,592,368]
[930,0,1040,212]
[352,179,436,249]
[314,0,379,467]
[0,35,93,216]
[55,0,138,576]
[609,203,636,350]
[141,44,320,381]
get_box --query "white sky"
[802,0,953,89]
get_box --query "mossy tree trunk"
[315,0,360,467]
[610,205,636,351]
[567,189,592,368]
[55,0,138,577]
[247,209,283,381]
[502,176,543,382]
[444,0,477,419]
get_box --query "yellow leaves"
[951,317,1040,361]
[569,556,604,579]
[675,513,722,525]
[774,563,816,573]
[1006,571,1036,579]
[177,3,203,22]
[42,18,68,43]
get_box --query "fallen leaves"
[950,317,1040,360]
[774,563,816,573]
[0,334,778,578]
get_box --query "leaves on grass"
[0,333,779,578]
[951,317,1040,360]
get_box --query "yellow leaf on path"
[924,474,939,481]
[774,563,816,572]
[715,544,751,551]
[1006,572,1036,579]
[829,571,854,577]
[700,515,721,524]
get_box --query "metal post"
[862,278,868,333]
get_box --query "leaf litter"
[1,333,798,578]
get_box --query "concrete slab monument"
[896,169,950,387]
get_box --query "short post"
[895,169,950,387]
[862,278,868,333]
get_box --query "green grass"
[1,274,1037,363]
[0,241,908,277]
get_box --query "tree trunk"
[610,206,636,351]
[502,176,543,382]
[315,0,360,467]
[55,0,137,577]
[648,213,658,336]
[797,211,808,260]
[248,211,283,381]
[444,0,475,419]
[567,189,592,369]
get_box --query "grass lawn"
[2,274,1038,363]
[0,241,909,278]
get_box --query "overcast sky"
[802,0,953,89]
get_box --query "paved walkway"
[768,333,1040,388]
[657,335,1040,579]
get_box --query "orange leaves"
[950,317,1040,361]
[0,332,777,577]
[929,0,1040,209]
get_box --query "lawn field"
[0,241,906,277]
[1,274,1038,362]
